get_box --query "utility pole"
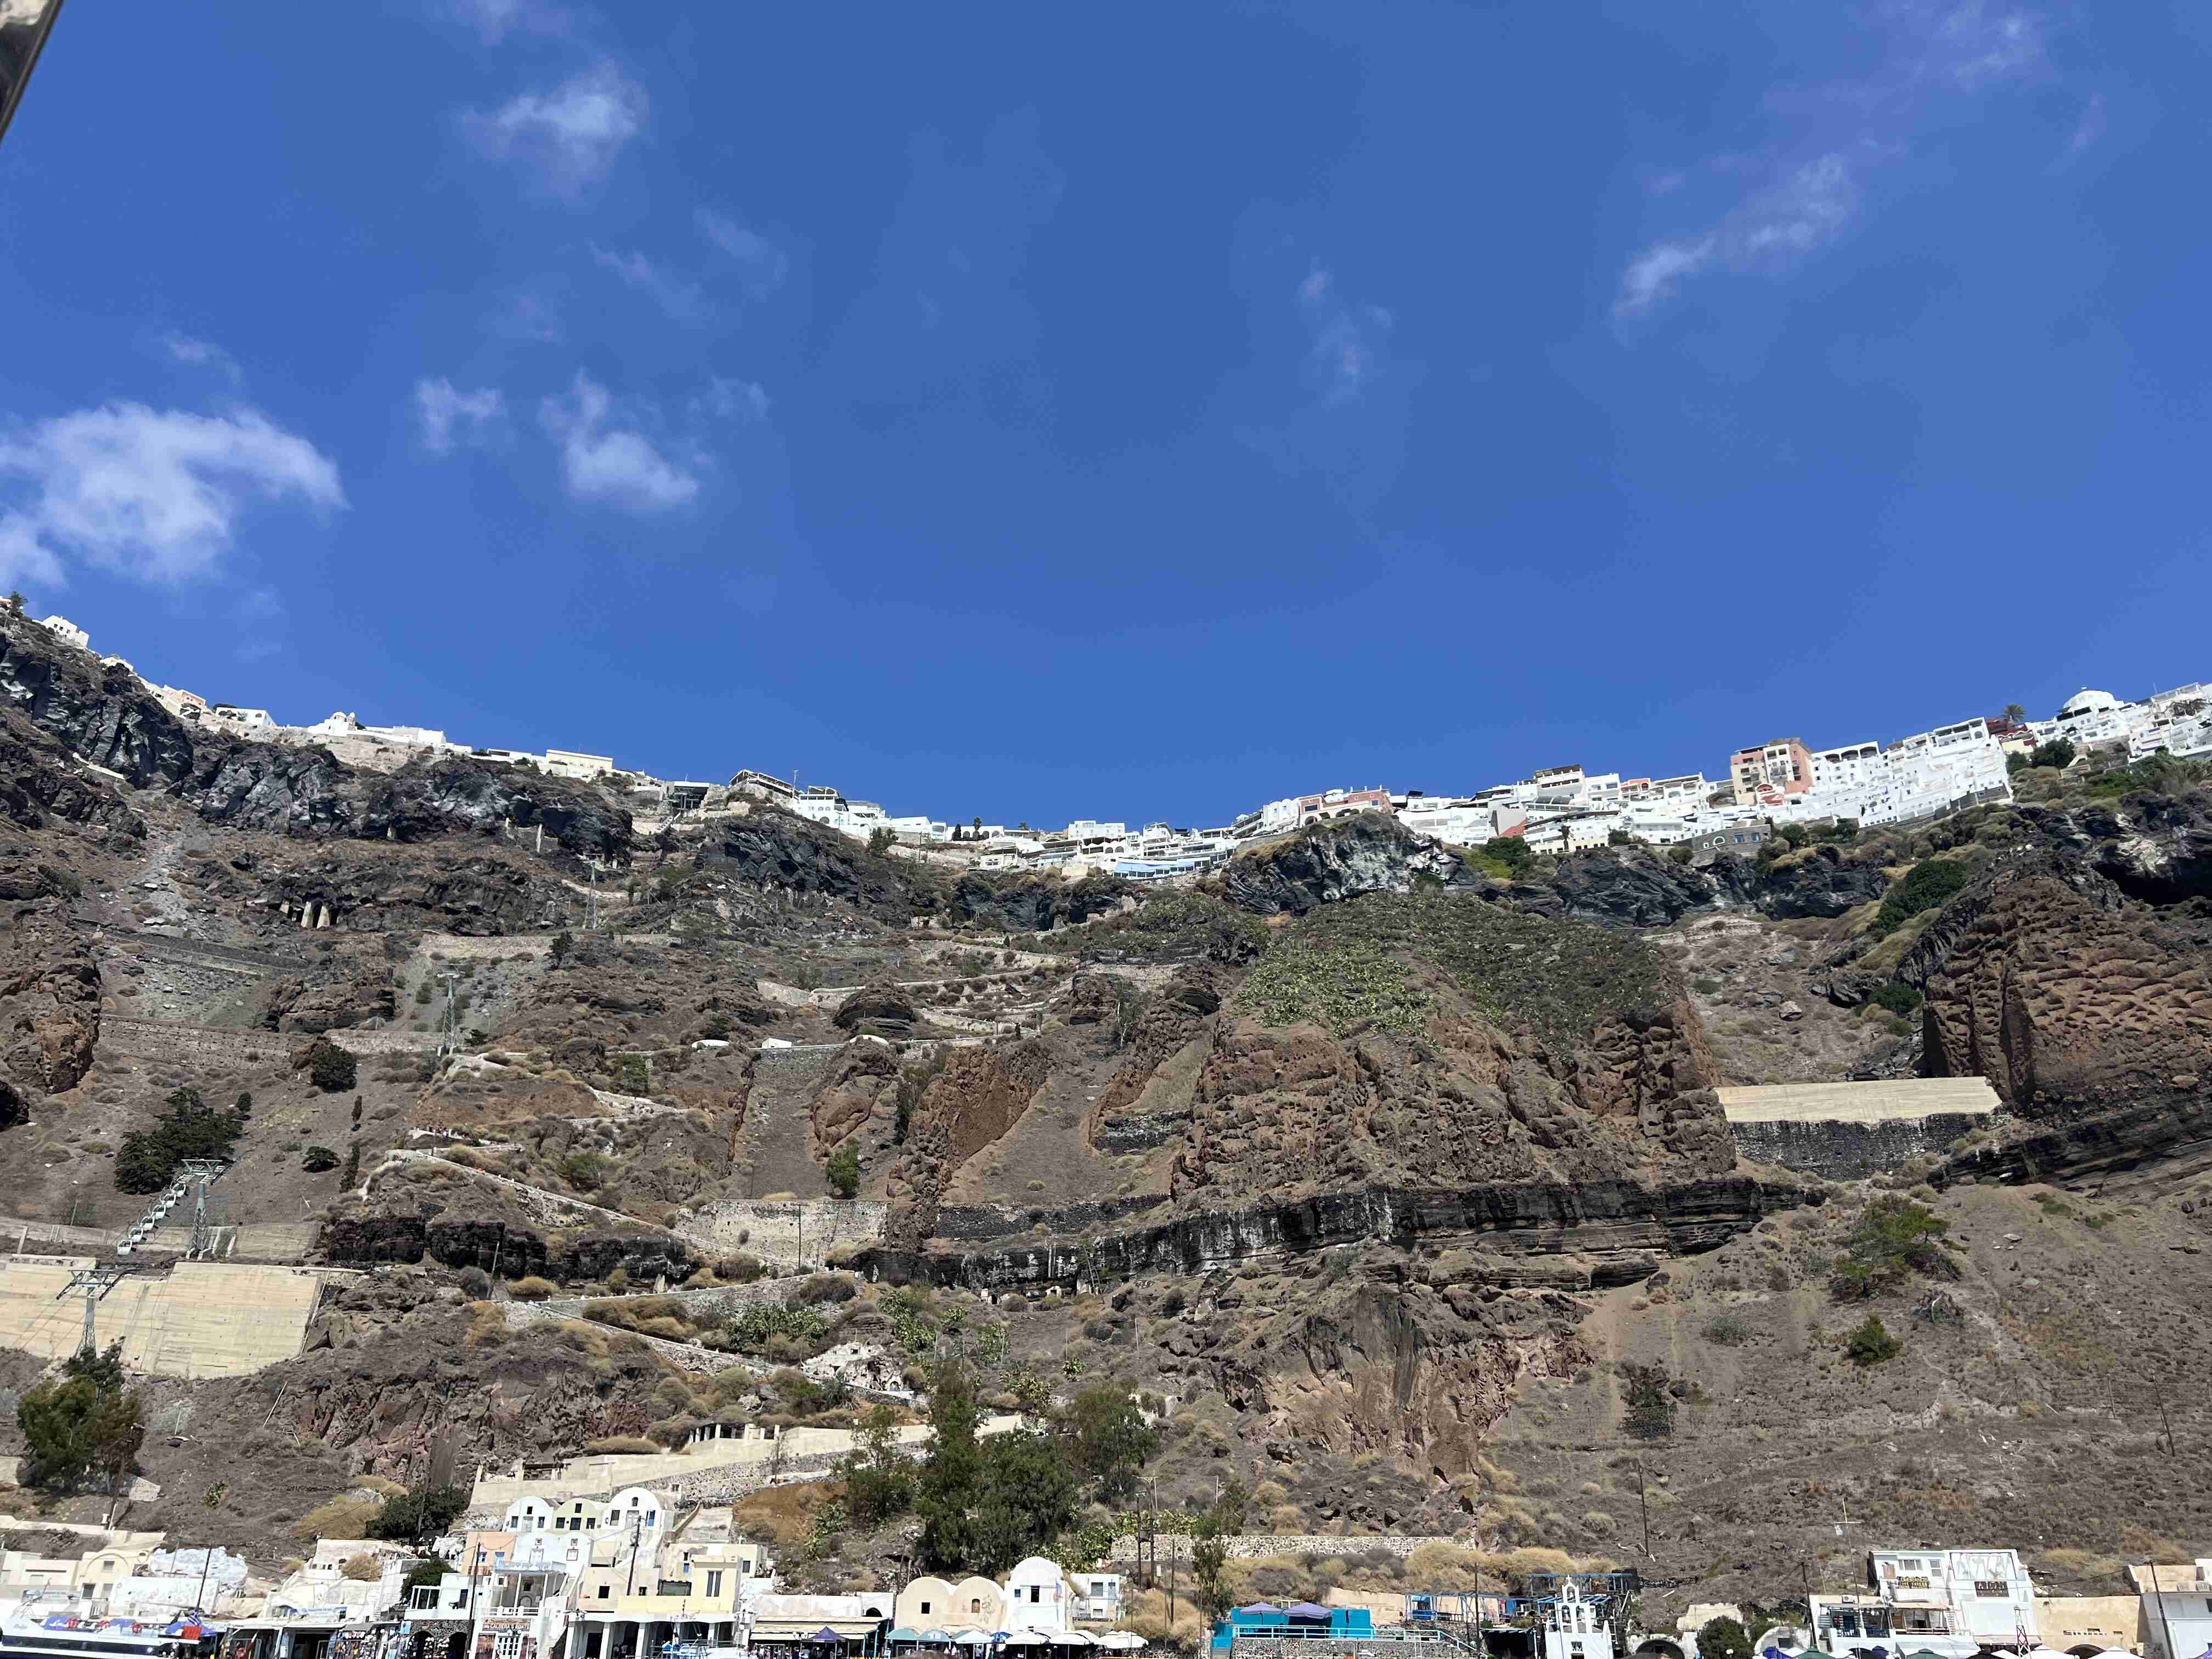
[1637,1457,1652,1559]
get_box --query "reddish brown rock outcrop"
[885,1040,1054,1246]
[0,895,100,1097]
[1923,870,2212,1120]
[809,1041,902,1163]
[1171,985,1731,1204]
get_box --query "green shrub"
[298,1038,358,1093]
[560,1151,610,1190]
[1830,1196,1954,1300]
[1702,1315,1750,1346]
[825,1142,861,1199]
[300,1145,339,1173]
[114,1089,247,1195]
[363,1485,469,1542]
[1867,858,1972,939]
[1869,981,1923,1015]
[725,1302,828,1356]
[1846,1314,1900,1365]
[2030,737,2076,769]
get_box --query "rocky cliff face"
[0,619,196,786]
[0,706,145,836]
[886,1041,1056,1246]
[1087,965,1223,1153]
[868,1175,1810,1296]
[1177,893,1731,1200]
[176,748,630,859]
[261,933,400,1032]
[809,1042,902,1164]
[1219,814,1479,915]
[1921,865,2211,1121]
[950,871,1133,932]
[321,1207,701,1283]
[710,806,935,921]
[251,841,575,935]
[0,894,100,1104]
[1175,996,1731,1205]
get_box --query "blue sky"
[1,2,2206,830]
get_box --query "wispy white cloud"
[538,373,699,512]
[1615,2,2051,317]
[1297,264,1395,407]
[591,246,709,325]
[695,208,789,298]
[162,332,241,383]
[0,403,343,588]
[462,62,645,198]
[1918,0,2042,88]
[1617,151,1861,314]
[446,0,574,44]
[693,377,770,422]
[414,378,507,454]
[1237,262,1418,518]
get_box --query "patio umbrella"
[1002,1633,1049,1647]
[1237,1606,1283,1618]
[950,1632,994,1647]
[813,1630,845,1646]
[918,1634,953,1646]
[1052,1634,1096,1647]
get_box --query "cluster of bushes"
[1463,835,1537,882]
[114,1088,248,1195]
[831,1365,1158,1577]
[297,1037,358,1093]
[1074,892,1269,964]
[1831,1197,1956,1301]
[724,1301,831,1360]
[1865,857,1972,940]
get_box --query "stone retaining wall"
[694,1199,887,1267]
[1729,1112,1989,1181]
[99,1019,285,1065]
[1105,1533,1456,1565]
[101,1018,443,1064]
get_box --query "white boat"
[0,1607,222,1659]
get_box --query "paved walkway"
[1716,1077,1999,1123]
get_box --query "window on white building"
[707,1572,723,1598]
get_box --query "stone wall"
[99,1018,285,1065]
[694,1199,887,1268]
[1729,1112,1990,1180]
[100,1017,441,1064]
[1106,1533,1456,1565]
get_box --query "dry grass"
[295,1497,378,1542]
[730,1477,837,1550]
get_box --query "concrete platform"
[0,1260,319,1376]
[1717,1077,1999,1123]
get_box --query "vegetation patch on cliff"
[1233,933,1432,1036]
[1080,891,1269,964]
[1237,893,1678,1048]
